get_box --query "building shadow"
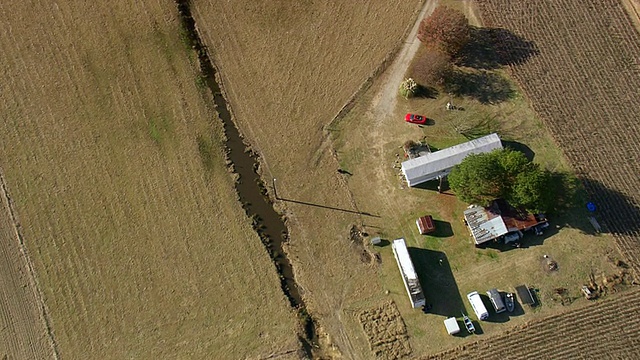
[478,293,509,323]
[414,179,450,192]
[429,220,454,238]
[408,248,466,318]
[456,26,539,70]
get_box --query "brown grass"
[0,1,298,358]
[190,1,422,357]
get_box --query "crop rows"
[474,0,640,277]
[427,287,640,359]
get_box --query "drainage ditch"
[175,0,317,355]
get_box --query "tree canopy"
[417,6,470,57]
[448,149,555,213]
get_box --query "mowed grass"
[332,46,625,354]
[0,1,298,358]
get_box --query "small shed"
[444,317,460,335]
[515,285,536,306]
[416,215,436,235]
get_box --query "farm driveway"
[370,0,438,118]
[366,0,438,210]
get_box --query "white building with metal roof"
[401,133,503,187]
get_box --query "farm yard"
[1,0,640,359]
[331,0,640,357]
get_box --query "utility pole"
[272,178,279,200]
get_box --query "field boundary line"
[622,0,640,34]
[0,167,59,359]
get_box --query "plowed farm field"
[424,0,640,358]
[0,1,299,358]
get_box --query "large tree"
[417,6,470,57]
[448,149,554,213]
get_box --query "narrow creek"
[175,0,317,355]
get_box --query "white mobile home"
[392,239,426,308]
[401,133,503,187]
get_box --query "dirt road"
[0,169,56,359]
[370,0,439,118]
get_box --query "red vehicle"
[405,113,428,125]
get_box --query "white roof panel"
[392,238,417,280]
[402,133,503,186]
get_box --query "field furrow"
[428,277,640,358]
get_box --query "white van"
[467,291,489,320]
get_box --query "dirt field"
[190,1,424,357]
[0,1,299,358]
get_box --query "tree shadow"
[581,178,640,237]
[502,140,535,162]
[443,69,515,104]
[417,84,439,99]
[408,248,467,319]
[457,26,539,70]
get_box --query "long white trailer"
[392,238,426,308]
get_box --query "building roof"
[392,239,418,280]
[463,200,547,245]
[464,206,508,245]
[392,238,426,308]
[515,285,535,305]
[416,215,435,235]
[401,133,503,187]
[444,317,460,335]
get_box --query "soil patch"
[359,301,412,359]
